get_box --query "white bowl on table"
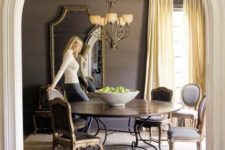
[95,89,139,107]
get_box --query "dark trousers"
[65,83,89,102]
[65,83,92,132]
[78,77,96,93]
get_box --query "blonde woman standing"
[48,36,89,102]
[77,44,96,93]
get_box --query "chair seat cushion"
[73,119,87,130]
[33,110,51,117]
[136,115,169,127]
[139,115,164,121]
[167,127,200,140]
[149,116,165,121]
[172,109,198,119]
[57,132,101,145]
[75,132,101,143]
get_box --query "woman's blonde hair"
[80,44,91,56]
[63,36,83,54]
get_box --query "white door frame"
[0,0,224,150]
[0,0,24,149]
[202,0,225,149]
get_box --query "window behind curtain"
[173,8,188,102]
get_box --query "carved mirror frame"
[85,27,105,88]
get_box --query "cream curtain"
[144,0,174,100]
[184,0,206,93]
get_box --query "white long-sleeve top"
[51,49,79,88]
[77,55,88,78]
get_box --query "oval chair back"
[151,87,173,102]
[181,83,201,108]
[49,97,76,142]
[48,89,64,101]
[197,95,207,134]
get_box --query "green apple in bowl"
[96,86,139,107]
[98,86,130,93]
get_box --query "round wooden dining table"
[70,99,182,150]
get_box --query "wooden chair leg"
[133,123,138,147]
[194,119,197,128]
[149,127,152,143]
[178,118,182,126]
[169,141,174,150]
[197,141,201,150]
[98,143,103,150]
[52,142,57,150]
[72,144,76,150]
[33,114,37,134]
[168,122,171,129]
[158,126,161,150]
[190,119,193,127]
[179,118,186,127]
[191,118,196,127]
[183,118,186,127]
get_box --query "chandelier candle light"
[90,0,133,50]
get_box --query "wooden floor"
[24,131,206,150]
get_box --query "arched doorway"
[0,0,224,149]
[0,0,25,149]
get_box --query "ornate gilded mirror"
[50,6,105,88]
[85,27,105,88]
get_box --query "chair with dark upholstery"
[168,95,206,150]
[33,85,52,133]
[48,89,87,131]
[135,87,173,150]
[172,83,201,127]
[49,96,103,150]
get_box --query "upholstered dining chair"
[172,83,201,127]
[49,95,103,150]
[135,87,173,150]
[168,95,206,150]
[48,89,64,100]
[48,89,87,131]
[33,85,51,133]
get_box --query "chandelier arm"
[112,23,121,49]
[106,0,118,12]
[90,0,132,51]
[117,26,124,39]
[116,25,131,40]
[103,26,110,43]
[122,25,131,39]
[105,24,114,48]
[115,22,121,41]
[107,24,113,41]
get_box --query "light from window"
[173,10,188,102]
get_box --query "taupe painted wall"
[22,0,148,133]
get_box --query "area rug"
[24,131,203,150]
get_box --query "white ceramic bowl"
[95,89,139,107]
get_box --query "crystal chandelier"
[90,0,133,50]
